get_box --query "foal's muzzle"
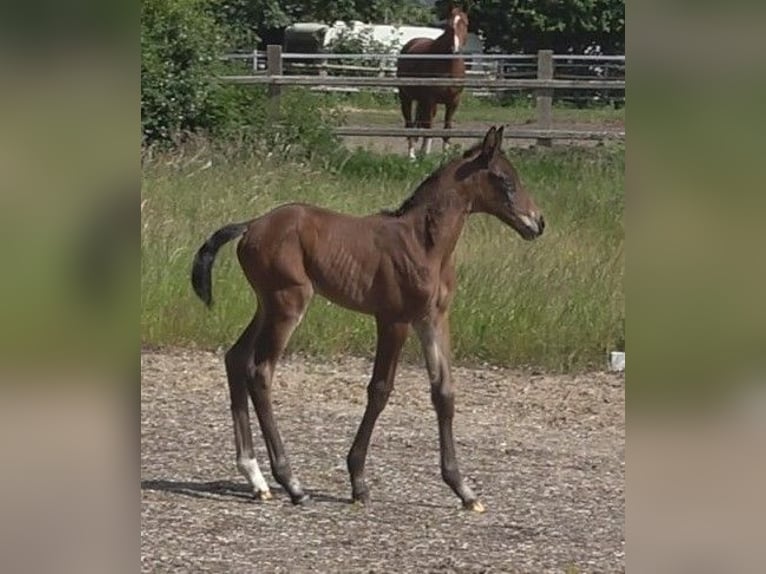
[519,213,545,240]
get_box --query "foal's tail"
[191,221,250,308]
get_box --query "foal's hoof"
[463,499,486,513]
[351,490,370,506]
[290,492,311,506]
[255,489,273,501]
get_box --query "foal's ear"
[496,125,505,149]
[480,126,500,159]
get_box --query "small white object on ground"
[609,351,625,372]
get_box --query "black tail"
[191,222,250,307]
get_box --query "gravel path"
[141,349,624,573]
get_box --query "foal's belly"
[295,208,437,319]
[308,249,379,315]
[305,239,434,319]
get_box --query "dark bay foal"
[191,126,545,512]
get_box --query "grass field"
[141,139,623,372]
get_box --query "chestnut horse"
[191,127,545,512]
[397,6,469,159]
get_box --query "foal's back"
[236,203,433,317]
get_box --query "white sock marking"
[237,457,270,493]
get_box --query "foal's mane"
[381,144,483,217]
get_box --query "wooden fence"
[221,45,626,146]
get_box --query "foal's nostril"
[538,215,546,234]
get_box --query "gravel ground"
[141,349,624,573]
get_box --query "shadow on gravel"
[141,479,350,506]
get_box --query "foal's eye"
[490,172,515,197]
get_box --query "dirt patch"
[141,349,624,573]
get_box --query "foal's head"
[446,6,469,53]
[461,126,545,241]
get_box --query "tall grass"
[141,144,623,371]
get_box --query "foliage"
[265,89,345,159]
[141,0,342,155]
[210,0,291,50]
[436,0,625,54]
[326,26,401,55]
[141,0,229,144]
[214,0,433,52]
[324,26,401,79]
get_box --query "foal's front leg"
[415,314,485,512]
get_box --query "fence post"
[536,50,554,147]
[252,48,259,73]
[266,44,283,121]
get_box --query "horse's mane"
[381,144,483,217]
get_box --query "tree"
[435,0,624,54]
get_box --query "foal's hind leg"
[224,311,271,500]
[248,285,313,504]
[347,319,409,504]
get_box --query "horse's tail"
[191,221,250,308]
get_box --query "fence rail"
[334,126,624,140]
[223,51,626,62]
[222,75,624,90]
[221,46,626,146]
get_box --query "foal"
[191,126,545,511]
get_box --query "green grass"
[141,144,623,371]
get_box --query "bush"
[263,88,344,160]
[141,0,342,158]
[141,0,228,144]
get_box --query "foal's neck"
[406,185,471,260]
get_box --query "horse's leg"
[347,319,409,504]
[414,100,427,157]
[414,313,485,512]
[419,100,437,156]
[443,98,460,152]
[224,311,271,500]
[247,285,313,504]
[398,90,417,160]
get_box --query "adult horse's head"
[463,126,545,240]
[446,5,469,53]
